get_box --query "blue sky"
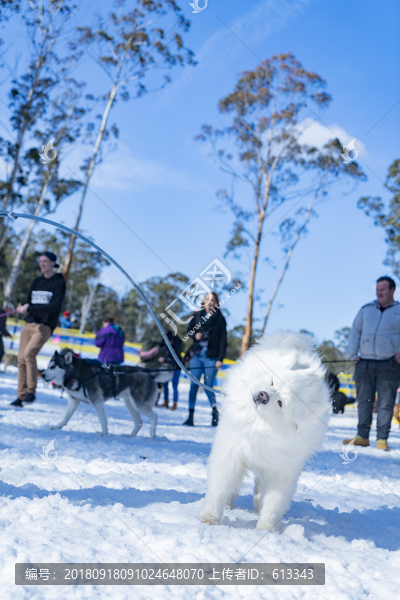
[1,0,399,343]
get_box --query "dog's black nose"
[254,391,269,405]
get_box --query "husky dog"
[42,349,173,438]
[199,331,330,531]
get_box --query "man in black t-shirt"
[10,252,66,407]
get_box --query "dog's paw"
[198,513,220,525]
[50,424,63,430]
[256,518,281,533]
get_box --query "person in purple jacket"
[94,316,125,365]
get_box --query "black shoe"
[24,393,36,403]
[211,406,219,427]
[183,409,194,426]
[10,398,24,407]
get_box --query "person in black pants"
[344,276,400,451]
[183,292,227,427]
[0,304,13,364]
[160,331,183,410]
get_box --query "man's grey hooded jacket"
[348,300,400,360]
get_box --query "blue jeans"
[355,358,400,440]
[163,370,180,403]
[188,346,218,410]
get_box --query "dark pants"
[188,346,218,410]
[163,370,180,403]
[355,358,400,440]
[0,335,3,363]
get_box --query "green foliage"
[358,159,400,279]
[122,272,190,342]
[316,327,352,375]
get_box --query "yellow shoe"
[171,402,178,411]
[377,439,390,451]
[343,435,369,447]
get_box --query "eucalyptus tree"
[0,0,19,23]
[358,159,400,279]
[260,139,364,334]
[0,0,81,250]
[62,0,195,280]
[197,53,365,353]
[3,80,86,304]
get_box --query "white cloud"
[93,151,194,192]
[59,141,214,195]
[230,0,311,44]
[297,117,367,156]
[198,0,311,64]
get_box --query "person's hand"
[394,353,400,364]
[353,357,360,363]
[215,360,223,369]
[16,304,29,314]
[195,332,203,341]
[158,356,165,363]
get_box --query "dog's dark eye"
[278,400,282,407]
[50,365,55,369]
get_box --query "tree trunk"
[240,220,263,355]
[3,177,51,303]
[260,194,316,335]
[80,283,97,333]
[62,86,117,281]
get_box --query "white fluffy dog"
[199,331,330,531]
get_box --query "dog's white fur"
[199,331,330,531]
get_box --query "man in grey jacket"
[344,276,400,451]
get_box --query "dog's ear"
[64,350,74,365]
[54,350,59,356]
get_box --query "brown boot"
[377,439,390,451]
[343,435,369,447]
[171,402,177,411]
[160,399,169,408]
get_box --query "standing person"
[160,331,182,410]
[137,334,171,404]
[94,316,125,365]
[183,292,227,427]
[0,303,13,364]
[344,276,400,451]
[59,311,73,329]
[10,252,66,407]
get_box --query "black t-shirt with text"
[25,273,66,332]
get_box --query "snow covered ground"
[1,366,400,600]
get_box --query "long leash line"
[0,210,225,396]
